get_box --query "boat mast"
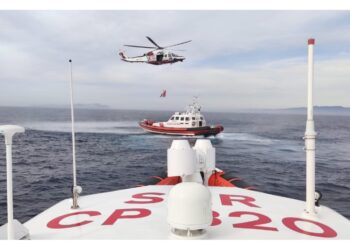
[304,38,317,216]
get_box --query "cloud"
[0,11,350,110]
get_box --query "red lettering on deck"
[220,194,260,208]
[211,211,221,226]
[282,217,337,238]
[229,211,278,231]
[125,192,165,204]
[47,211,101,229]
[102,208,151,225]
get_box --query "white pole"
[69,59,79,209]
[6,144,14,240]
[0,125,25,240]
[304,38,317,215]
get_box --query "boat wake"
[23,121,144,134]
[24,122,277,144]
[217,132,277,144]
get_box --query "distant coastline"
[0,103,111,110]
[224,106,350,116]
[278,106,350,115]
[0,105,349,116]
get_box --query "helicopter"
[119,36,191,65]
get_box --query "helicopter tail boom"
[119,51,148,63]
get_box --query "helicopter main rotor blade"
[146,36,163,49]
[164,40,192,48]
[124,45,158,49]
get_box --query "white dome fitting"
[167,140,196,177]
[167,182,212,237]
[193,139,216,172]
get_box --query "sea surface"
[0,107,350,225]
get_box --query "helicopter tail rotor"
[118,50,127,59]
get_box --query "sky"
[1,10,350,112]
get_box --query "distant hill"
[74,103,110,110]
[41,103,111,110]
[229,106,350,115]
[281,106,350,115]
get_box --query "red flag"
[160,90,166,97]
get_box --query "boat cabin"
[167,112,206,128]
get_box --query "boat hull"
[139,120,224,136]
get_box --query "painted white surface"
[24,185,350,239]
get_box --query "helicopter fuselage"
[119,49,185,65]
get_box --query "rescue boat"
[139,99,224,136]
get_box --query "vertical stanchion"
[0,125,25,239]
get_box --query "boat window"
[185,117,189,121]
[170,116,174,120]
[180,117,184,121]
[192,117,195,120]
[175,117,179,120]
[200,116,203,120]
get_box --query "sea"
[0,106,350,225]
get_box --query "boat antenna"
[304,38,317,216]
[69,59,82,209]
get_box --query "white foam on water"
[24,121,143,134]
[217,132,276,144]
[23,122,275,144]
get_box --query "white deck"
[24,185,350,239]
